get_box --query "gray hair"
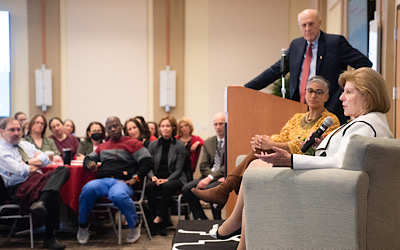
[0,117,17,130]
[306,75,330,93]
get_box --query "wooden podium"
[224,86,307,216]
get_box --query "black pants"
[145,179,183,220]
[182,178,222,220]
[11,166,69,234]
[41,166,70,233]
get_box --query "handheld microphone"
[280,48,287,75]
[301,117,333,153]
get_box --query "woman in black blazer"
[146,115,187,236]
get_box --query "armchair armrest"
[242,167,369,250]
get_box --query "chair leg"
[29,214,34,249]
[107,208,118,238]
[7,218,18,242]
[138,203,152,240]
[177,196,181,220]
[117,211,121,245]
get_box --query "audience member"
[49,117,79,159]
[124,118,150,148]
[77,116,154,245]
[192,76,340,209]
[146,115,187,236]
[14,111,27,126]
[176,117,204,173]
[134,116,157,141]
[148,121,159,138]
[21,120,29,138]
[64,118,80,142]
[23,114,62,163]
[0,117,70,250]
[210,68,393,250]
[76,121,105,160]
[244,9,372,124]
[182,113,226,220]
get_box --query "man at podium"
[244,9,372,124]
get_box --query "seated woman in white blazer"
[210,67,394,250]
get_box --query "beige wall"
[326,0,342,35]
[185,0,292,138]
[0,0,29,117]
[60,0,148,136]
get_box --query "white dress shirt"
[0,140,50,187]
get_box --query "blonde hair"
[339,67,390,113]
[177,117,194,137]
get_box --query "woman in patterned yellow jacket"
[192,75,340,210]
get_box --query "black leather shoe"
[30,201,47,216]
[150,223,160,236]
[159,222,167,236]
[43,237,66,250]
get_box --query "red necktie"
[300,43,313,103]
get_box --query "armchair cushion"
[243,135,400,250]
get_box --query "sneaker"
[127,219,142,244]
[77,225,90,244]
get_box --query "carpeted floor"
[172,220,239,250]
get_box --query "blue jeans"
[78,178,137,228]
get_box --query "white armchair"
[243,134,400,250]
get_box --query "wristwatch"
[132,174,140,182]
[25,160,29,165]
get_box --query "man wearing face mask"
[76,122,106,161]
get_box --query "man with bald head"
[77,116,154,245]
[245,9,372,124]
[182,113,226,220]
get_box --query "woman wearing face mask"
[76,121,105,160]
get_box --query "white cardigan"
[293,112,393,169]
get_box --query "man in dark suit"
[245,9,372,124]
[182,113,225,220]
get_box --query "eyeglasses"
[106,124,120,130]
[306,88,325,97]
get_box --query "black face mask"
[91,132,103,141]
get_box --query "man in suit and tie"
[182,112,225,220]
[245,9,372,124]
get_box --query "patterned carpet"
[172,220,239,250]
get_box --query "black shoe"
[159,222,167,236]
[43,237,66,250]
[30,201,47,216]
[150,223,160,236]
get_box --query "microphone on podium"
[301,117,333,153]
[280,48,288,75]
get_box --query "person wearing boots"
[0,117,70,249]
[182,113,226,220]
[205,67,393,250]
[192,76,340,210]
